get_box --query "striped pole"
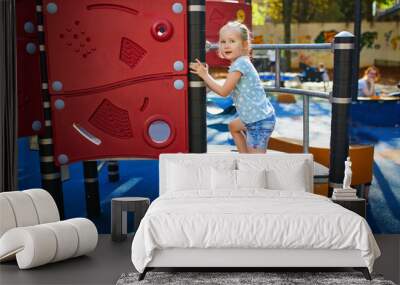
[188,0,207,153]
[328,31,355,197]
[108,160,120,182]
[83,161,100,218]
[35,0,64,217]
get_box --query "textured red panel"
[206,0,252,67]
[50,77,188,165]
[16,0,44,137]
[42,0,188,162]
[43,0,187,93]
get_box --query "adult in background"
[358,66,381,97]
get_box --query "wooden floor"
[0,235,399,285]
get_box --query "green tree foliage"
[252,0,280,25]
[252,0,269,25]
[252,0,330,23]
[335,0,395,22]
[293,0,330,22]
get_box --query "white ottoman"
[0,189,98,269]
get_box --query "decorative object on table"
[343,156,354,190]
[0,189,98,269]
[111,197,150,242]
[332,157,357,200]
[116,271,394,285]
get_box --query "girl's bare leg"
[229,118,248,153]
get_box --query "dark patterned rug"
[116,271,396,285]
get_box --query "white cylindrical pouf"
[0,196,17,237]
[1,192,39,227]
[65,218,98,257]
[24,189,60,223]
[42,221,79,262]
[0,225,57,269]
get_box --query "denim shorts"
[245,115,276,149]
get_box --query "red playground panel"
[16,0,44,137]
[50,77,188,165]
[42,0,189,163]
[206,0,252,67]
[43,0,187,93]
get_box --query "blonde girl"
[190,21,275,153]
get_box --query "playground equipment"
[16,0,44,137]
[15,0,207,216]
[352,96,400,127]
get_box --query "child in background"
[190,21,275,153]
[318,62,330,91]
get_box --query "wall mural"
[297,35,312,43]
[252,35,264,44]
[386,30,400,50]
[314,30,338,43]
[384,30,393,46]
[361,31,379,50]
[391,36,400,50]
[254,21,399,68]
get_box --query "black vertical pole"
[352,0,362,101]
[1,0,18,192]
[283,0,293,71]
[188,0,207,153]
[83,161,100,218]
[329,31,355,197]
[35,0,64,217]
[108,160,119,182]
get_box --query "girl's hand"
[189,59,209,79]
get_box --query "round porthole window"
[157,26,166,37]
[151,20,173,42]
[148,120,171,144]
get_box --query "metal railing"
[257,43,332,154]
[207,42,333,153]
